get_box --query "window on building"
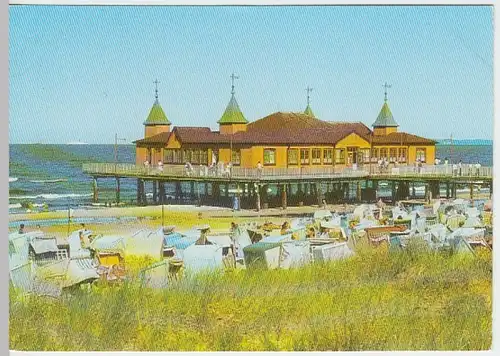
[173,150,182,164]
[263,148,276,165]
[182,149,192,163]
[232,149,241,165]
[312,148,321,165]
[416,148,426,163]
[380,148,388,159]
[300,148,310,165]
[362,149,370,163]
[323,148,333,165]
[288,149,299,165]
[164,149,174,164]
[371,148,379,162]
[192,150,201,164]
[399,148,407,162]
[389,148,398,162]
[335,149,345,164]
[200,150,208,165]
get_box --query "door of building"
[347,147,358,164]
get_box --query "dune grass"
[9,242,492,351]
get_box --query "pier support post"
[136,179,141,205]
[470,183,474,200]
[137,179,145,206]
[356,181,362,203]
[316,183,323,206]
[93,178,98,203]
[115,177,120,205]
[212,183,219,206]
[153,181,158,204]
[175,182,182,203]
[262,184,269,209]
[489,182,493,199]
[256,184,261,211]
[197,182,201,207]
[342,182,349,201]
[391,181,397,203]
[446,182,450,199]
[190,181,195,200]
[159,182,165,204]
[281,183,287,210]
[236,183,241,210]
[412,182,416,199]
[432,182,440,199]
[298,183,304,205]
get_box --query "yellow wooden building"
[135,82,436,169]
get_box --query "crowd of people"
[434,157,483,176]
[142,156,267,179]
[142,156,483,178]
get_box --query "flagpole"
[67,198,71,237]
[450,134,453,164]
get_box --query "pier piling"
[115,177,120,204]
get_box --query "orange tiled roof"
[134,132,172,145]
[371,132,436,145]
[134,112,435,147]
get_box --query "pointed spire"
[372,83,398,128]
[144,79,171,126]
[218,73,248,124]
[303,86,315,117]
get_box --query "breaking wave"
[9,193,92,200]
[29,179,67,183]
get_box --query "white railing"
[367,164,492,178]
[82,163,492,180]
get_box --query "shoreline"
[8,203,358,223]
[8,190,490,224]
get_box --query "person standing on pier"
[257,161,263,179]
[475,163,481,176]
[158,160,163,172]
[458,160,462,176]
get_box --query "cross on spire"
[153,79,160,100]
[306,86,313,106]
[383,82,391,102]
[230,73,239,95]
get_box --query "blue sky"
[9,5,493,144]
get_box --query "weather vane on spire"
[230,73,239,95]
[383,82,392,102]
[306,86,313,106]
[153,79,160,100]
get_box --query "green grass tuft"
[9,244,492,351]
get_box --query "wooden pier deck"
[82,163,493,209]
